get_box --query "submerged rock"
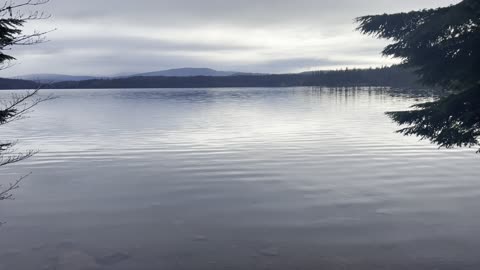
[57,240,76,250]
[32,244,48,251]
[193,235,208,242]
[56,251,99,270]
[95,252,130,266]
[259,247,280,257]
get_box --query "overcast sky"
[3,0,460,77]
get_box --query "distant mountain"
[13,74,97,83]
[133,68,240,77]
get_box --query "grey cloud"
[1,0,461,76]
[11,50,217,76]
[48,0,460,27]
[11,35,263,55]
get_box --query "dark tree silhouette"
[1,0,52,205]
[357,0,480,150]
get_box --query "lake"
[0,87,479,270]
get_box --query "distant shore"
[0,66,420,90]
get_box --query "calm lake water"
[0,87,479,270]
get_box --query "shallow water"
[0,87,479,270]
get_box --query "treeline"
[0,78,39,89]
[1,66,420,90]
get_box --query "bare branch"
[0,89,52,207]
[0,173,30,201]
[0,88,57,126]
[0,89,55,205]
[0,59,15,71]
[9,28,55,46]
[0,0,50,14]
[0,0,53,212]
[0,148,38,167]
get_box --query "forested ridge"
[0,66,419,89]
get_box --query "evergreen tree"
[357,0,480,150]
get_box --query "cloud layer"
[3,0,460,76]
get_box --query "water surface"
[0,87,479,270]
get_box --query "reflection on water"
[0,87,479,270]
